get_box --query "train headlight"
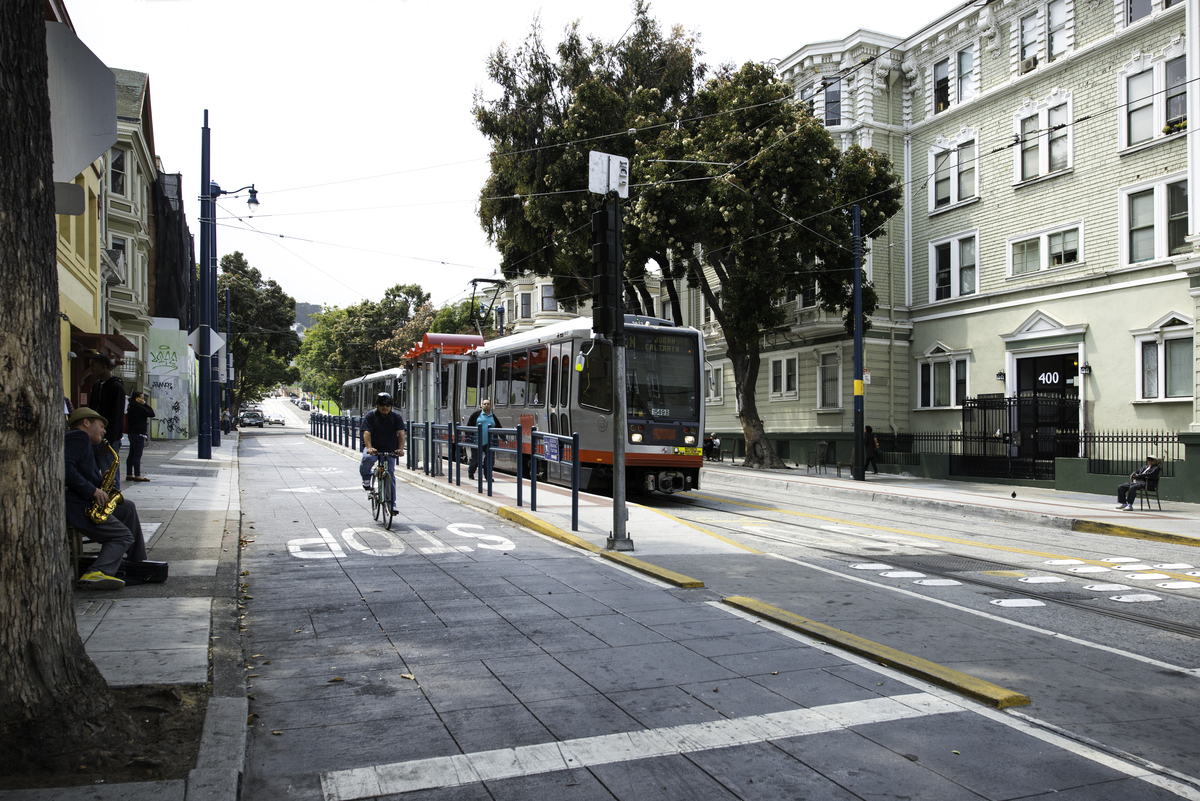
[631,433,643,443]
[684,435,696,445]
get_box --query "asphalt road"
[637,482,1200,780]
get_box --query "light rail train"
[339,316,705,494]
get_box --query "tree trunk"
[631,274,656,318]
[662,276,684,327]
[621,279,642,315]
[0,2,140,770]
[727,345,789,469]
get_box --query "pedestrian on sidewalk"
[125,391,155,482]
[467,398,502,481]
[1115,454,1161,510]
[87,354,125,490]
[360,392,406,514]
[65,408,148,590]
[222,406,232,434]
[864,426,881,475]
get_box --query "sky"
[70,0,953,313]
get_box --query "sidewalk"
[0,432,245,801]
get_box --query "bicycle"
[367,451,401,529]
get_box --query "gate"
[952,394,1079,481]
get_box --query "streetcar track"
[651,494,1200,641]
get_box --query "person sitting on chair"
[1115,454,1162,511]
[65,408,147,590]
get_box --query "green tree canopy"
[217,251,302,406]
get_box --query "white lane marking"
[914,579,962,586]
[1111,594,1162,603]
[1126,573,1171,581]
[287,528,346,559]
[410,525,459,554]
[298,467,344,474]
[280,487,326,494]
[1157,581,1200,589]
[1084,584,1132,591]
[851,563,894,570]
[320,693,959,800]
[1103,557,1141,563]
[990,599,1046,608]
[880,571,925,578]
[341,527,406,557]
[447,523,514,552]
[763,553,1200,677]
[1118,565,1154,572]
[1157,564,1195,570]
[1046,559,1085,565]
[1068,566,1111,574]
[1019,576,1066,584]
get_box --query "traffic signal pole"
[852,204,865,482]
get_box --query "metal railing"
[875,432,963,466]
[1083,430,1183,477]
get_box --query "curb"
[722,596,1031,710]
[305,435,706,589]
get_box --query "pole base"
[606,536,635,551]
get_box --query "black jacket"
[88,376,126,442]
[64,429,103,531]
[126,400,156,436]
[1132,463,1163,486]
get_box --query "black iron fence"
[1083,430,1182,477]
[874,428,1185,480]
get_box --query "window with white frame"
[934,59,950,114]
[1119,45,1187,149]
[1014,92,1072,182]
[1121,175,1188,265]
[1132,314,1194,400]
[817,351,841,408]
[918,344,970,408]
[110,147,126,196]
[824,78,842,126]
[1127,0,1152,25]
[520,292,532,318]
[505,299,515,324]
[1047,0,1069,61]
[661,297,674,323]
[769,354,798,401]
[929,131,977,211]
[1020,13,1038,61]
[957,47,976,103]
[1008,223,1082,276]
[930,231,977,301]
[705,364,724,404]
[540,284,557,312]
[703,291,721,323]
[800,84,816,117]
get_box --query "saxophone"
[87,443,124,524]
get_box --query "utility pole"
[588,151,632,551]
[852,204,865,482]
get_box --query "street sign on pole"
[589,151,629,198]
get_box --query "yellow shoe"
[78,571,124,590]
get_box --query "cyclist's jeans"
[360,453,397,506]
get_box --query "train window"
[466,362,478,407]
[495,356,510,406]
[626,331,700,422]
[440,366,451,408]
[560,355,570,410]
[528,347,548,407]
[549,354,560,407]
[578,342,612,412]
[511,350,528,406]
[485,366,492,401]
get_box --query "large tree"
[474,1,703,316]
[217,252,302,406]
[0,0,141,768]
[632,63,902,467]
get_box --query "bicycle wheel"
[381,472,394,530]
[370,473,382,521]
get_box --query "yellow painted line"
[722,596,1031,710]
[1072,520,1200,549]
[639,504,762,554]
[497,507,602,554]
[687,492,1178,569]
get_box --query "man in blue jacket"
[467,398,502,481]
[65,408,147,590]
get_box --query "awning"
[402,332,485,362]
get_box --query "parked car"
[298,401,310,411]
[267,414,285,426]
[240,411,265,428]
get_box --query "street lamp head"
[247,185,259,216]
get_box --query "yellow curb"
[722,596,1031,710]
[1072,519,1200,548]
[497,507,602,553]
[598,551,705,588]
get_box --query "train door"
[548,343,571,437]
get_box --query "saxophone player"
[65,408,147,590]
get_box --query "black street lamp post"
[198,109,257,459]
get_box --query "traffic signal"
[591,202,621,336]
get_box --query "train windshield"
[625,330,699,422]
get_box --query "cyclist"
[360,392,407,514]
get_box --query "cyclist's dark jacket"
[361,409,406,453]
